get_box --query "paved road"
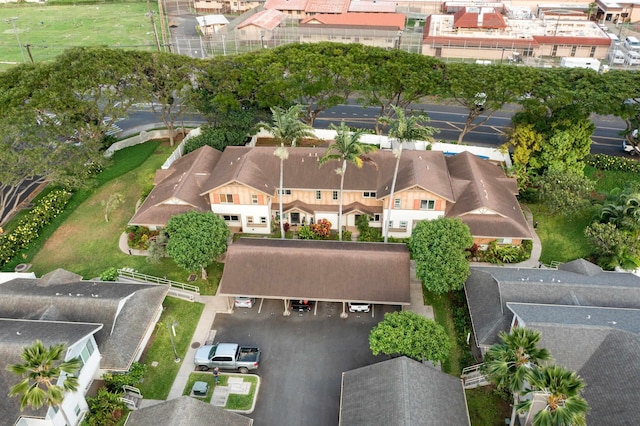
[212,299,397,426]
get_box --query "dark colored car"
[291,300,314,312]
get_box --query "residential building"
[0,319,102,426]
[464,259,640,425]
[237,9,288,42]
[130,145,531,245]
[339,356,471,425]
[125,396,253,425]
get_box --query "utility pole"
[25,44,34,63]
[6,17,26,63]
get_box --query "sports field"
[0,1,163,70]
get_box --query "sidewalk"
[166,294,231,400]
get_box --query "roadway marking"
[490,126,506,135]
[257,298,264,314]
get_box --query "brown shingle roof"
[445,151,530,239]
[219,238,411,304]
[130,146,221,228]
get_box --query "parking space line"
[257,298,264,314]
[371,304,375,318]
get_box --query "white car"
[234,297,256,308]
[348,303,371,313]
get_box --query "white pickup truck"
[194,343,260,373]
[623,130,639,155]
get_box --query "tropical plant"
[380,105,438,242]
[484,327,551,394]
[257,104,315,147]
[7,341,81,425]
[83,387,127,426]
[274,143,289,239]
[517,365,589,426]
[319,122,377,240]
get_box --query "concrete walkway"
[167,294,231,400]
[118,232,148,256]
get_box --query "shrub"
[586,153,640,173]
[125,225,158,250]
[342,230,352,241]
[0,189,72,267]
[83,387,127,426]
[100,267,119,281]
[103,362,147,392]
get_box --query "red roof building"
[300,12,405,30]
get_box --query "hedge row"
[0,189,72,267]
[586,154,640,173]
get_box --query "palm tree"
[7,340,81,425]
[257,105,315,147]
[274,143,289,239]
[484,327,551,394]
[320,122,377,241]
[379,105,438,243]
[517,365,589,426]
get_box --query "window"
[315,190,322,200]
[251,195,258,205]
[551,45,558,56]
[369,214,381,222]
[247,216,254,224]
[388,220,393,229]
[74,404,81,416]
[220,193,233,204]
[420,199,436,210]
[589,46,596,57]
[570,46,577,57]
[363,191,376,198]
[332,191,339,200]
[77,339,96,372]
[260,217,267,224]
[394,198,401,208]
[399,221,408,229]
[278,189,292,195]
[222,215,239,221]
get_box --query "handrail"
[461,363,484,376]
[117,269,200,294]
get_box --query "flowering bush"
[0,189,72,267]
[126,226,158,249]
[586,154,640,173]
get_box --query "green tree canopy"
[258,104,315,147]
[537,170,595,215]
[7,340,81,424]
[408,218,473,294]
[517,365,589,426]
[369,311,450,364]
[484,327,551,394]
[165,211,230,279]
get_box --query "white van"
[609,49,625,64]
[625,50,640,66]
[624,36,640,51]
[608,33,620,46]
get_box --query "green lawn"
[138,297,204,400]
[423,291,462,376]
[0,1,161,71]
[25,140,221,294]
[466,387,512,426]
[182,373,258,410]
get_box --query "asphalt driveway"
[211,299,398,426]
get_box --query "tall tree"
[445,63,533,143]
[517,365,590,426]
[274,144,289,239]
[408,217,473,294]
[369,311,450,365]
[380,105,438,242]
[484,327,551,394]
[165,211,230,279]
[7,340,81,426]
[319,122,376,241]
[258,105,315,147]
[138,52,202,146]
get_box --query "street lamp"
[6,17,26,63]
[260,31,265,49]
[166,319,180,363]
[500,47,506,63]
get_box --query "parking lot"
[211,298,399,426]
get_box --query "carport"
[218,238,411,317]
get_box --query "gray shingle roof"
[465,262,640,347]
[339,357,470,426]
[125,396,253,426]
[0,270,169,370]
[129,146,222,227]
[219,238,411,304]
[0,319,102,426]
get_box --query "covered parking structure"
[219,238,411,317]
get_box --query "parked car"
[194,343,261,373]
[291,300,314,312]
[234,297,256,308]
[348,303,371,313]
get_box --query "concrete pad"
[211,386,230,407]
[228,381,251,395]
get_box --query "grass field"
[0,1,161,70]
